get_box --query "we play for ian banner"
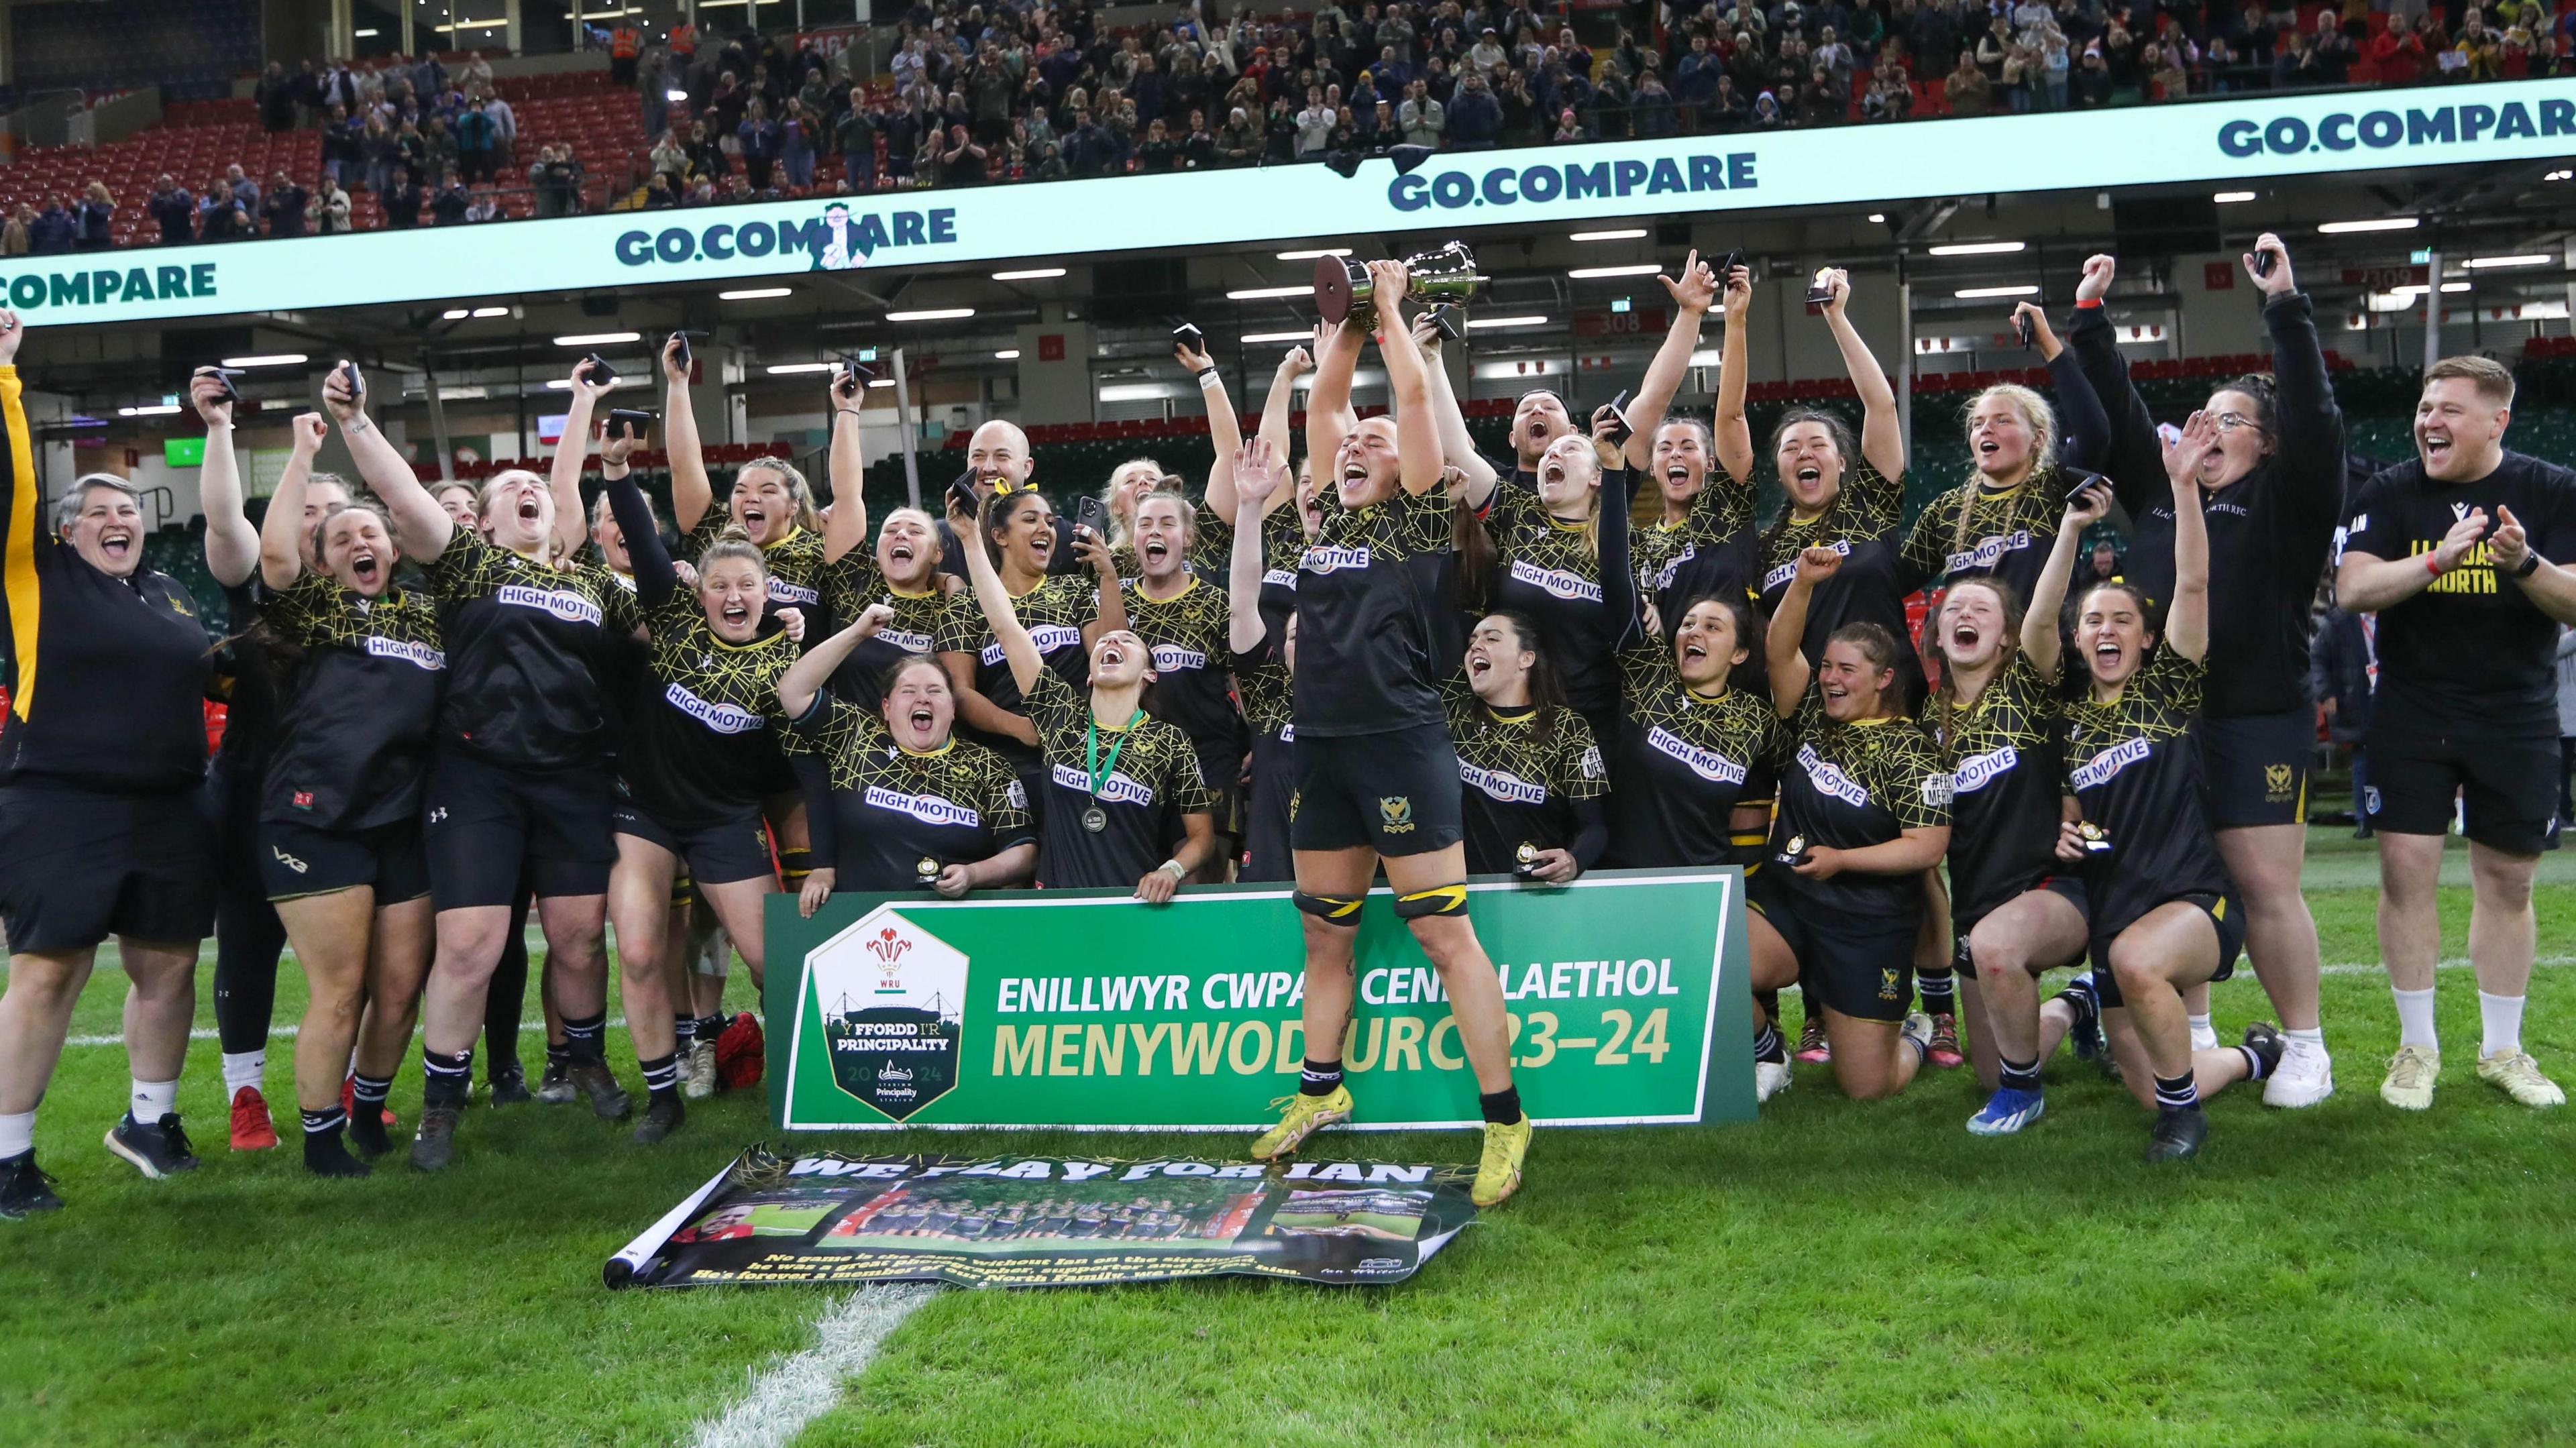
[606,1148,1477,1289]
[764,870,1752,1133]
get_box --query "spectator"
[257,61,298,132]
[456,100,499,184]
[643,171,681,208]
[226,165,260,215]
[264,172,310,237]
[1219,105,1263,162]
[2148,40,2192,99]
[1180,107,1218,168]
[360,114,396,197]
[309,174,354,235]
[431,168,470,225]
[1399,80,1445,146]
[385,168,424,227]
[782,99,818,189]
[837,88,878,191]
[148,176,195,245]
[1,205,28,256]
[1137,116,1181,172]
[73,182,113,252]
[939,123,989,183]
[29,202,75,255]
[1552,105,1588,143]
[2072,45,2115,105]
[1448,70,1501,147]
[1297,84,1336,155]
[739,98,784,190]
[465,184,502,223]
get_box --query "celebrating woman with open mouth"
[937,476,1107,810]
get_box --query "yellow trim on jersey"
[1846,714,1900,727]
[1135,572,1197,604]
[896,737,957,759]
[2,367,36,722]
[1484,704,1537,725]
[762,524,807,553]
[888,583,939,599]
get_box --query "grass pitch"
[3,829,2573,1447]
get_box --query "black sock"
[1479,1086,1522,1126]
[640,1052,681,1107]
[674,1014,695,1047]
[2055,976,2100,1025]
[2238,1042,2275,1081]
[545,1040,572,1074]
[1299,1058,1344,1096]
[1917,967,1956,1018]
[562,1012,607,1065]
[1754,988,1780,1024]
[696,1013,727,1046]
[350,1072,393,1113]
[2153,1070,2199,1113]
[1753,1023,1785,1064]
[1998,1053,2042,1093]
[422,1047,474,1108]
[300,1107,368,1176]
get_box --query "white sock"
[2478,991,2526,1059]
[129,1078,179,1122]
[221,1050,265,1094]
[2285,1026,2324,1050]
[2393,987,2439,1050]
[2188,1013,2216,1048]
[0,1111,32,1160]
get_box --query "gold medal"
[916,857,941,884]
[1778,833,1809,865]
[1513,842,1538,876]
[2078,822,2112,854]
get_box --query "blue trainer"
[1966,1087,2046,1136]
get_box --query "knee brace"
[1292,889,1364,925]
[1393,883,1468,920]
[777,848,813,887]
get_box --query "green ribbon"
[1085,709,1142,805]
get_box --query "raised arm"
[777,603,894,720]
[548,358,608,554]
[323,361,451,562]
[1815,268,1904,482]
[1621,250,1718,471]
[600,441,678,607]
[2066,254,2165,514]
[1176,332,1246,512]
[191,369,258,588]
[822,364,870,564]
[1251,345,1311,488]
[2022,299,2111,475]
[1713,263,1755,484]
[2022,482,2108,679]
[1766,546,1839,715]
[1410,309,1497,507]
[1226,439,1284,654]
[662,335,714,534]
[2161,411,2212,664]
[256,412,329,592]
[1303,316,1364,485]
[2247,233,2348,526]
[951,492,1043,693]
[1601,446,1640,651]
[1366,261,1445,497]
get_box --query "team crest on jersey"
[2263,763,2294,801]
[1379,795,1415,833]
[1879,968,1900,1001]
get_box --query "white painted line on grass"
[64,1017,627,1049]
[688,1286,936,1448]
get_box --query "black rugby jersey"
[783,695,1033,892]
[1121,573,1244,765]
[1756,461,1910,667]
[1295,486,1454,737]
[685,512,830,626]
[1253,502,1307,647]
[1896,467,2084,601]
[261,571,445,831]
[612,474,802,828]
[1232,634,1295,883]
[0,366,212,794]
[1635,473,1760,638]
[1024,669,1215,889]
[1606,640,1780,868]
[2342,451,2576,739]
[1922,650,2063,925]
[2074,291,2347,718]
[2063,649,2235,938]
[211,579,287,795]
[1444,684,1607,875]
[820,553,949,711]
[1482,482,1620,721]
[425,524,642,771]
[936,572,1097,759]
[1770,692,1951,920]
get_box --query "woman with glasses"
[2066,231,2347,1111]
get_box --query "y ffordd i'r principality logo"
[807,907,966,1119]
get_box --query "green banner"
[763,868,1752,1133]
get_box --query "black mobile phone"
[337,360,363,401]
[1171,322,1205,354]
[1072,494,1110,539]
[2014,311,2035,348]
[835,352,877,386]
[1719,247,1746,280]
[580,353,619,387]
[1605,388,1632,445]
[1803,267,1836,312]
[207,366,246,405]
[669,329,711,369]
[2251,245,2278,280]
[605,408,655,441]
[947,474,981,520]
[1425,303,1466,341]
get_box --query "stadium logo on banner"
[804,906,969,1120]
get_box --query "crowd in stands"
[9,0,2575,249]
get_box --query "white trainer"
[2380,1044,2439,1110]
[1755,1058,1792,1103]
[682,1040,719,1100]
[2477,1050,2566,1108]
[2263,1035,2335,1108]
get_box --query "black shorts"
[0,782,217,952]
[1291,724,1466,858]
[2090,891,2243,1008]
[612,801,777,887]
[1750,871,1918,1024]
[1194,744,1245,843]
[2363,724,2562,855]
[2201,709,2313,830]
[259,817,431,903]
[1239,729,1295,882]
[1951,874,2090,980]
[423,750,617,909]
